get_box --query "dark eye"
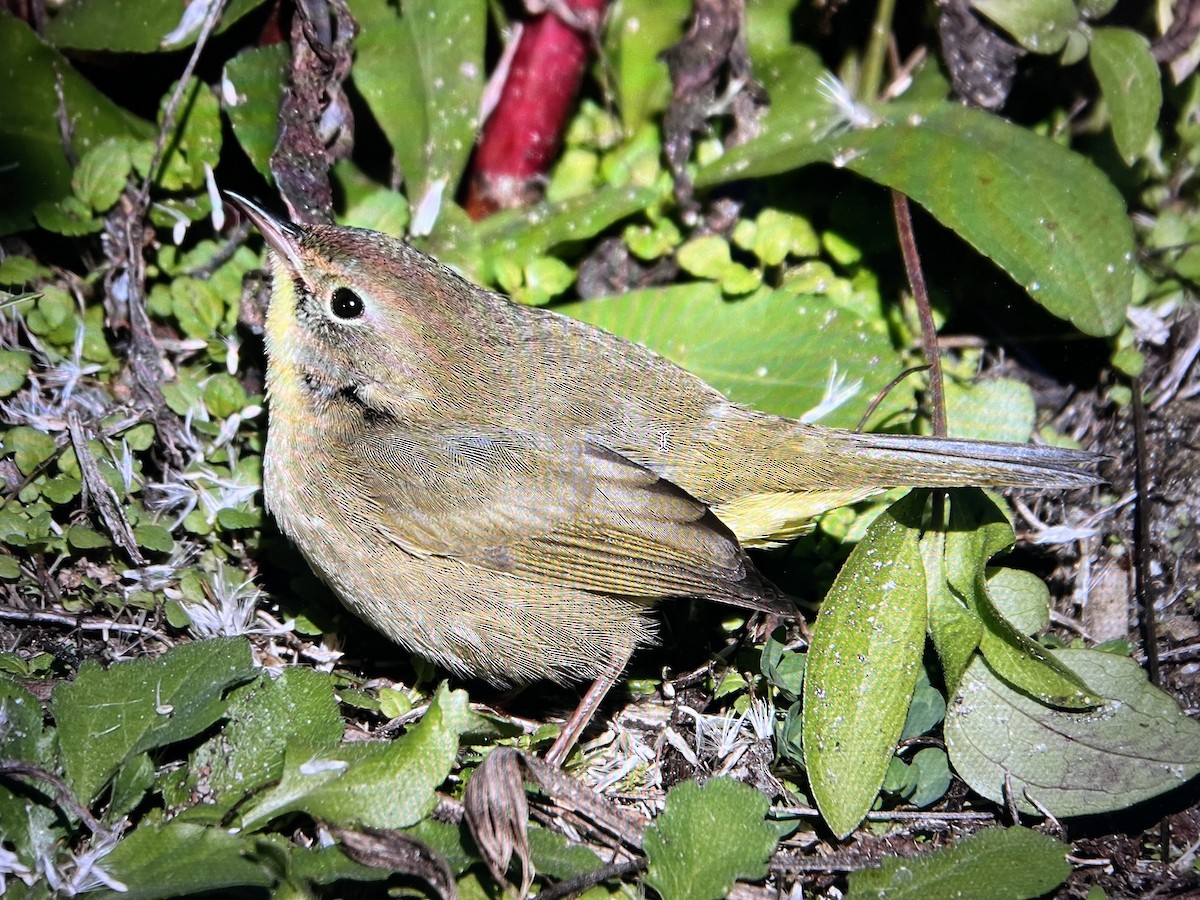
[330,287,364,319]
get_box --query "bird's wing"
[346,422,789,613]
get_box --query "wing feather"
[350,423,789,613]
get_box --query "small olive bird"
[228,195,1098,763]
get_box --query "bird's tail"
[824,430,1103,490]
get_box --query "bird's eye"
[330,287,365,320]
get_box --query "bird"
[226,193,1100,762]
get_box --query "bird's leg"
[545,650,631,767]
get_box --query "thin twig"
[0,759,111,839]
[538,859,646,900]
[1131,376,1171,869]
[855,364,930,433]
[892,190,946,436]
[0,606,170,642]
[137,0,232,204]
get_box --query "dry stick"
[1132,377,1171,868]
[137,0,231,206]
[892,190,946,437]
[892,190,947,529]
[0,605,169,641]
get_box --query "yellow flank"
[228,196,1101,687]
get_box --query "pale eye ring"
[330,287,364,319]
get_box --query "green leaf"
[178,667,343,823]
[477,183,664,275]
[803,492,928,838]
[527,825,605,880]
[761,629,806,699]
[704,95,1133,337]
[970,0,1078,54]
[97,821,274,900]
[66,524,112,550]
[847,825,1070,898]
[154,78,222,192]
[238,683,470,831]
[696,47,834,187]
[608,0,691,133]
[7,427,58,476]
[51,638,257,805]
[0,350,31,398]
[44,0,269,52]
[0,16,152,235]
[835,103,1132,337]
[945,491,1099,708]
[677,236,734,280]
[73,138,133,212]
[922,530,982,694]
[222,43,289,182]
[133,523,174,554]
[216,506,261,530]
[945,378,1035,444]
[901,669,947,741]
[34,195,102,236]
[342,187,411,237]
[643,778,777,900]
[946,649,1200,817]
[985,567,1050,636]
[1089,27,1163,165]
[557,284,904,427]
[349,0,485,219]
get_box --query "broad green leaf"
[96,821,274,900]
[52,638,257,805]
[177,667,343,823]
[222,43,289,182]
[1089,27,1163,165]
[644,778,777,900]
[945,378,1036,444]
[946,491,1098,708]
[349,0,485,219]
[0,17,152,234]
[342,187,411,237]
[44,0,269,52]
[803,492,928,837]
[558,284,904,427]
[835,103,1132,337]
[945,649,1200,817]
[970,0,1078,54]
[704,92,1133,337]
[238,683,469,831]
[847,825,1070,898]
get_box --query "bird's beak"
[224,192,306,275]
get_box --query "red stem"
[465,0,608,219]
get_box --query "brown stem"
[892,190,946,437]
